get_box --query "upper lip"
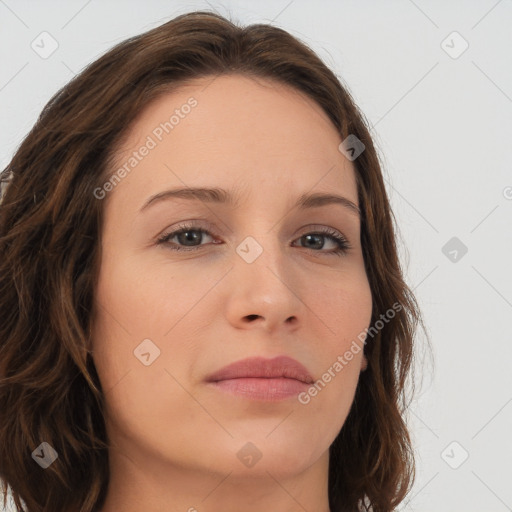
[205,355,314,384]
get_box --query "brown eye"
[293,228,351,256]
[157,225,217,251]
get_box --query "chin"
[207,434,324,478]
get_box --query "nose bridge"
[234,226,288,285]
[225,227,302,330]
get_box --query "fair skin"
[91,74,372,512]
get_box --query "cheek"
[92,251,201,340]
[90,251,216,393]
[308,264,373,343]
[90,254,164,393]
[90,256,206,445]
[299,268,372,412]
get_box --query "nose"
[222,236,304,334]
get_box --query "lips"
[205,355,314,400]
[205,355,314,384]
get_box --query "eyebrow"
[139,187,360,218]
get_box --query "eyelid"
[157,221,347,240]
[156,219,218,240]
[156,221,351,256]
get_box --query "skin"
[91,74,373,512]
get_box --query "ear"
[360,353,368,372]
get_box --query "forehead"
[107,74,358,212]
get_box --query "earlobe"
[360,354,368,372]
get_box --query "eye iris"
[178,230,202,246]
[303,234,324,249]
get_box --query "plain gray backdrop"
[1,1,511,511]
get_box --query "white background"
[1,1,511,511]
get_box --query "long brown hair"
[0,11,425,512]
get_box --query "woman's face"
[91,74,372,482]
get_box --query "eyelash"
[156,222,351,256]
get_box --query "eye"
[156,223,218,252]
[156,223,351,256]
[292,226,351,256]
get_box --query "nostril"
[246,314,260,321]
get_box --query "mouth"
[205,355,314,401]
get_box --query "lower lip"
[208,377,310,401]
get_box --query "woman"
[0,11,424,512]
